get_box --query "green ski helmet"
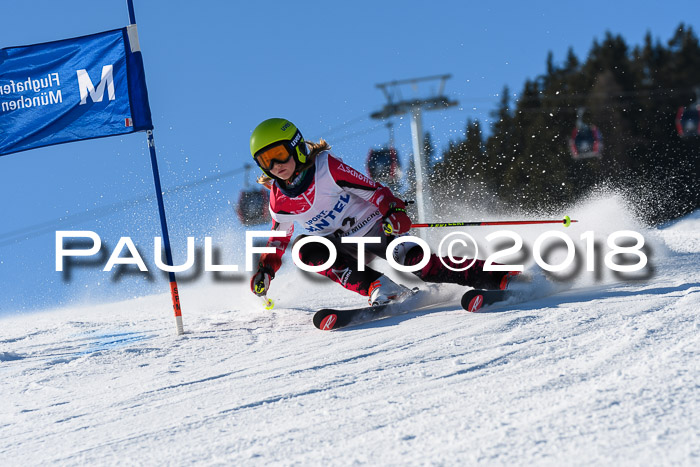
[250,118,309,179]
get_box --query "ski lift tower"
[370,74,458,228]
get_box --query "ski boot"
[368,275,412,306]
[500,271,522,290]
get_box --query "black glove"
[250,264,274,296]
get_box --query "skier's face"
[269,156,297,180]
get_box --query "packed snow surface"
[1,198,699,465]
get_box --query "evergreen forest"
[419,23,700,226]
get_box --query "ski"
[461,289,512,312]
[313,303,392,330]
[313,289,435,331]
[312,288,518,331]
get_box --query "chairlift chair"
[236,188,271,226]
[569,108,602,159]
[675,105,700,137]
[366,147,401,185]
[235,164,271,226]
[569,124,602,159]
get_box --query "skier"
[248,118,518,306]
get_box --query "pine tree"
[484,87,516,207]
[432,23,700,224]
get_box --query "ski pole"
[411,215,577,228]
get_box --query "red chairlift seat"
[366,147,400,184]
[675,105,700,137]
[569,124,602,159]
[236,188,271,226]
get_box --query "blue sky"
[1,0,699,314]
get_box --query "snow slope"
[1,198,699,465]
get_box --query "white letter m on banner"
[77,65,115,105]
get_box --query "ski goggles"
[253,142,294,171]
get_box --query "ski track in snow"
[1,201,699,465]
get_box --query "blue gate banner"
[0,27,153,156]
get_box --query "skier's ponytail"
[297,139,330,171]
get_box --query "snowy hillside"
[1,197,699,465]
